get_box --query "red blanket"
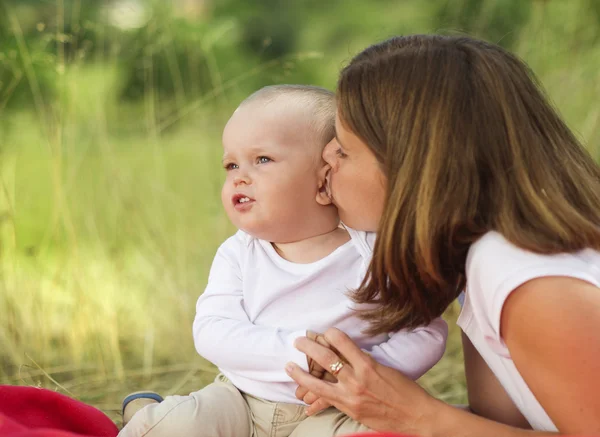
[0,385,414,437]
[0,386,118,437]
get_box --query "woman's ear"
[316,164,333,206]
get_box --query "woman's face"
[322,113,387,232]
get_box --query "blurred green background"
[1,0,599,424]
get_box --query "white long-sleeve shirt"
[193,228,448,403]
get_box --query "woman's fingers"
[306,331,319,342]
[307,332,330,376]
[285,361,340,402]
[303,390,320,405]
[322,371,338,383]
[309,363,325,379]
[315,334,331,348]
[305,397,332,416]
[306,331,319,372]
[295,385,309,401]
[297,385,332,415]
[293,336,352,380]
[323,328,372,371]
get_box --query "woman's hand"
[286,328,438,435]
[305,331,330,380]
[289,328,566,437]
[295,370,336,414]
[300,331,338,411]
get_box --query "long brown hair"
[338,35,600,334]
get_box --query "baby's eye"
[224,162,239,171]
[257,156,272,164]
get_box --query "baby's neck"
[272,226,350,264]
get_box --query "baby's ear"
[316,164,332,206]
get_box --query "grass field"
[1,0,599,426]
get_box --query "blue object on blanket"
[122,392,164,413]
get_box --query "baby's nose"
[234,174,251,186]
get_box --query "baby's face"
[221,103,328,242]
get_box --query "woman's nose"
[322,138,338,169]
[318,162,331,181]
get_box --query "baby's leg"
[118,377,252,437]
[288,407,370,437]
[243,393,306,437]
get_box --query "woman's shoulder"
[463,231,600,338]
[466,231,533,263]
[467,231,600,282]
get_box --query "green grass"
[0,64,468,425]
[0,62,236,422]
[1,0,599,427]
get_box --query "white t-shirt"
[194,228,448,404]
[458,231,600,431]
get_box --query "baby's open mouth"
[232,194,255,207]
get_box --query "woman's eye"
[257,156,272,164]
[224,163,239,171]
[336,148,348,158]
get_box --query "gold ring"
[329,360,344,376]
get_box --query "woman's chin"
[339,214,358,230]
[340,213,379,233]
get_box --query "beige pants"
[119,374,370,437]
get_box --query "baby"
[119,85,448,437]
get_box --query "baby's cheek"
[220,185,231,209]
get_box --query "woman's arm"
[285,328,559,437]
[462,332,530,429]
[501,276,600,435]
[296,331,531,427]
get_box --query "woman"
[284,35,600,436]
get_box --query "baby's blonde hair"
[240,84,336,148]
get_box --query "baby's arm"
[364,317,448,380]
[193,238,308,382]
